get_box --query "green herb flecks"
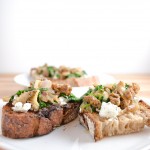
[38,99,50,109]
[80,102,93,113]
[38,88,49,92]
[47,66,56,77]
[84,88,93,96]
[125,83,130,89]
[66,73,81,78]
[9,87,48,103]
[94,85,104,92]
[59,93,80,102]
[38,89,51,109]
[9,87,35,102]
[66,70,87,79]
[9,95,15,102]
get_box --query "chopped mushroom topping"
[27,90,40,111]
[40,91,58,103]
[116,81,125,96]
[31,64,86,79]
[109,93,120,106]
[52,83,72,96]
[80,81,141,114]
[12,90,40,111]
[12,91,36,105]
[83,96,101,109]
[132,83,140,94]
[5,79,78,112]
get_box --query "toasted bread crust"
[62,102,80,124]
[2,102,80,139]
[2,104,41,138]
[139,100,150,126]
[79,107,149,141]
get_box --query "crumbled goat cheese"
[12,102,31,112]
[99,102,121,118]
[59,97,67,105]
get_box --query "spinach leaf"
[66,73,82,78]
[9,87,50,108]
[9,95,15,102]
[59,93,80,102]
[66,70,87,79]
[47,66,55,77]
[38,88,49,92]
[37,90,51,109]
[16,90,24,96]
[38,99,50,109]
[94,85,104,91]
[80,102,93,113]
[80,88,93,100]
[9,88,35,102]
[56,73,60,78]
[125,83,130,89]
[84,88,93,96]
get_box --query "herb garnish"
[125,83,130,89]
[47,66,56,77]
[59,93,80,102]
[66,70,86,79]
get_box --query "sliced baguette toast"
[1,79,80,139]
[79,107,149,141]
[30,64,99,87]
[2,102,80,138]
[139,100,150,126]
[79,81,150,141]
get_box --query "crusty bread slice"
[2,102,80,139]
[138,100,150,126]
[79,102,150,141]
[64,76,100,87]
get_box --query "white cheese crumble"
[12,102,31,112]
[99,102,121,118]
[59,97,67,105]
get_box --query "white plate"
[0,97,150,150]
[14,73,116,87]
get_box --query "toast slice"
[30,64,99,87]
[79,109,148,141]
[79,81,150,141]
[1,79,80,139]
[138,100,150,127]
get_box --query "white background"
[0,0,150,74]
